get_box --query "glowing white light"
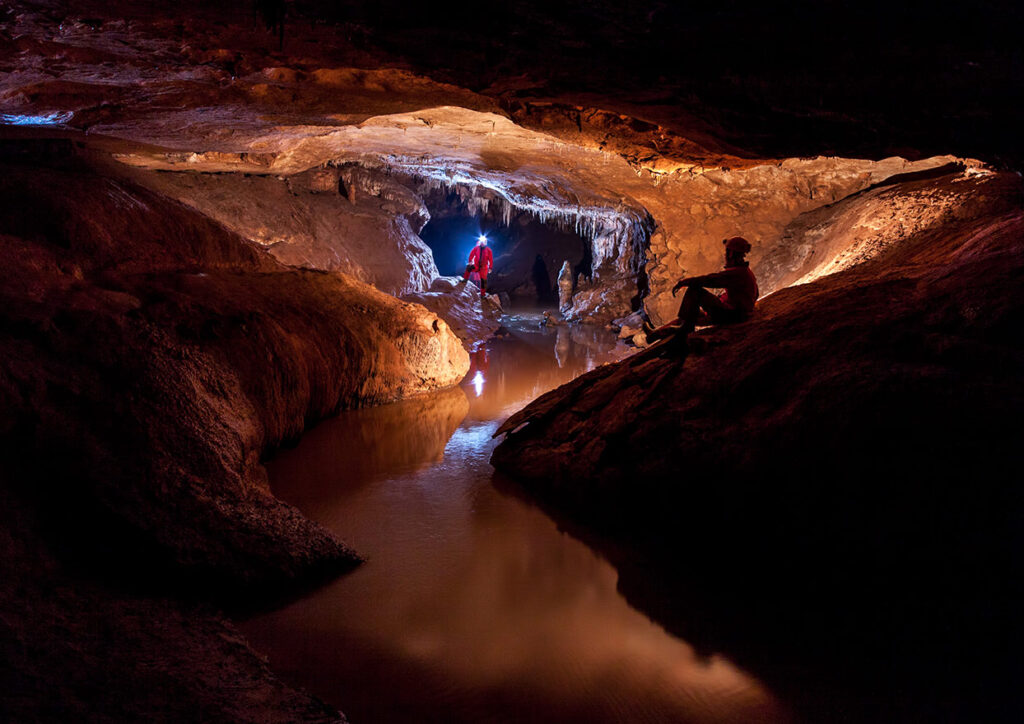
[478,235,487,243]
[472,370,485,397]
[0,111,73,126]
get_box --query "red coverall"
[463,245,494,294]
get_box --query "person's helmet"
[724,236,752,254]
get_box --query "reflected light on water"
[241,315,790,724]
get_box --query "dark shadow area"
[531,254,555,305]
[489,313,1024,722]
[492,450,1024,724]
[291,0,1024,168]
[1,437,359,620]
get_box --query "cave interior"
[1,1,1023,723]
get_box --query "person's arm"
[671,268,739,295]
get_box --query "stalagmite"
[557,260,573,312]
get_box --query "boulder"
[611,310,645,339]
[403,276,502,348]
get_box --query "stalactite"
[332,156,655,313]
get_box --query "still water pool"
[239,315,790,723]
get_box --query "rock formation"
[1,3,974,329]
[1,0,1021,720]
[492,169,1024,720]
[557,260,573,312]
[122,163,438,296]
[402,276,502,347]
[0,144,467,721]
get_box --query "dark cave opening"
[417,188,595,307]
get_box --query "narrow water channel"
[240,314,791,723]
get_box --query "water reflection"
[241,315,790,723]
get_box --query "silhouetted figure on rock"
[459,236,494,298]
[644,236,759,354]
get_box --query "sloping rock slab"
[492,172,1024,721]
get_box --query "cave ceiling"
[3,0,1020,167]
[0,0,1011,325]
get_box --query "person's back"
[643,236,759,348]
[715,264,758,319]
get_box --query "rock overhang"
[3,1,988,325]
[99,101,978,325]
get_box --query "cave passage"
[418,189,595,307]
[239,314,790,723]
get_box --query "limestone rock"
[557,260,573,312]
[402,276,502,348]
[611,311,645,339]
[495,171,1023,485]
[0,155,467,722]
[491,171,1024,711]
[123,165,438,296]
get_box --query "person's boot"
[644,321,678,343]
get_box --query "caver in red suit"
[462,240,494,296]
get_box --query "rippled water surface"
[240,315,791,723]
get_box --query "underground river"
[239,314,792,723]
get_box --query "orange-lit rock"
[2,5,972,328]
[0,151,467,579]
[402,276,503,348]
[492,170,1024,718]
[0,146,466,721]
[122,164,438,295]
[1,1,1020,721]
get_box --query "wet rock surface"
[0,479,347,723]
[402,276,502,348]
[492,171,1024,721]
[0,147,467,721]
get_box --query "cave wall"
[120,146,966,329]
[0,0,1009,330]
[486,217,588,305]
[1,4,1020,721]
[0,151,468,581]
[417,187,592,305]
[0,148,469,720]
[757,163,993,291]
[121,163,438,296]
[490,170,1024,720]
[634,155,967,324]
